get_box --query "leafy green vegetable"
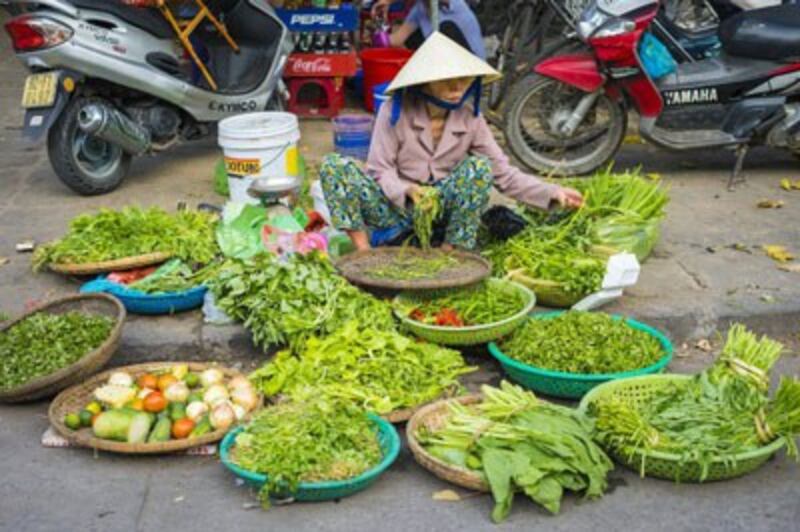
[127,259,221,294]
[249,321,476,414]
[365,250,460,281]
[232,399,382,507]
[395,281,527,326]
[591,325,800,480]
[418,382,613,522]
[32,207,219,271]
[499,312,664,374]
[413,187,442,250]
[209,252,396,350]
[483,168,668,298]
[0,312,114,389]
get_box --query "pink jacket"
[366,97,560,210]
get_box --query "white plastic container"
[218,112,301,204]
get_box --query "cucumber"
[169,402,187,422]
[189,415,212,438]
[147,415,172,443]
[127,412,154,444]
[93,409,135,441]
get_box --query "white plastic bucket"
[218,112,301,204]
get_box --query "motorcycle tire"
[503,73,627,176]
[488,3,535,110]
[47,96,132,195]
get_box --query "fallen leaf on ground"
[0,257,8,266]
[761,294,777,304]
[757,199,785,209]
[694,339,713,352]
[763,245,795,263]
[728,243,751,254]
[433,489,462,502]
[645,172,661,181]
[623,134,645,145]
[778,263,800,273]
[781,178,793,191]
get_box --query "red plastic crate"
[287,76,345,118]
[285,51,358,78]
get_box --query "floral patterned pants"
[319,153,493,249]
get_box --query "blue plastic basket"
[488,311,674,400]
[220,414,401,502]
[80,278,207,315]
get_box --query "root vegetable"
[210,402,235,430]
[95,385,136,409]
[203,384,229,406]
[200,368,224,387]
[227,376,252,392]
[108,371,134,388]
[231,386,259,412]
[186,401,209,421]
[164,382,190,403]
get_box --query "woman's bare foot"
[440,243,454,252]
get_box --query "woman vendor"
[371,0,486,59]
[320,33,583,252]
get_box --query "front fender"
[534,53,605,93]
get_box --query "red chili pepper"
[435,308,464,327]
[410,309,426,322]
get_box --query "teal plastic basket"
[488,311,674,400]
[220,414,401,502]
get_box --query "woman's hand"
[371,0,391,18]
[553,186,584,209]
[407,184,425,204]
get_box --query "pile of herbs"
[417,382,613,522]
[412,186,442,250]
[231,398,382,507]
[209,252,396,350]
[0,312,114,389]
[499,311,664,374]
[126,259,221,294]
[249,321,476,415]
[482,168,668,298]
[365,250,459,281]
[395,281,527,327]
[33,207,219,271]
[590,325,800,479]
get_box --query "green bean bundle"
[396,281,527,326]
[413,187,442,250]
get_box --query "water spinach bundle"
[249,321,476,415]
[499,311,664,374]
[209,252,396,350]
[413,186,442,250]
[33,207,219,270]
[230,399,382,507]
[590,325,800,479]
[0,312,114,389]
[418,382,613,522]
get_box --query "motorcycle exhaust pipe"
[78,103,151,156]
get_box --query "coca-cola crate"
[285,51,358,78]
[276,5,359,32]
[287,76,345,119]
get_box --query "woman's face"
[424,76,476,105]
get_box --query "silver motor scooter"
[2,0,292,195]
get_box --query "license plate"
[21,72,59,109]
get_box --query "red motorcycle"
[503,0,800,182]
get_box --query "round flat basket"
[489,312,673,400]
[220,414,401,502]
[381,387,463,423]
[0,293,125,403]
[406,395,489,492]
[336,248,491,291]
[49,252,172,276]
[48,362,262,454]
[506,271,582,308]
[393,279,536,346]
[80,277,207,315]
[578,374,786,482]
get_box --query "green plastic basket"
[488,312,673,399]
[393,279,536,346]
[220,414,401,502]
[578,374,787,482]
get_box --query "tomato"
[157,374,178,392]
[172,418,195,439]
[130,398,145,411]
[137,373,158,390]
[143,392,168,413]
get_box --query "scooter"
[503,0,800,184]
[2,0,292,195]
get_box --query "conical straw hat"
[385,32,501,94]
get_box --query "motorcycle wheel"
[47,97,131,195]
[488,3,535,110]
[503,74,627,176]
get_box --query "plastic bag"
[639,32,676,80]
[215,204,268,259]
[592,216,660,262]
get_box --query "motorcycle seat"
[719,5,800,61]
[67,0,174,40]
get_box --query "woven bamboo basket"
[406,394,489,492]
[382,386,463,423]
[49,252,172,276]
[0,293,125,403]
[49,361,262,454]
[336,248,491,291]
